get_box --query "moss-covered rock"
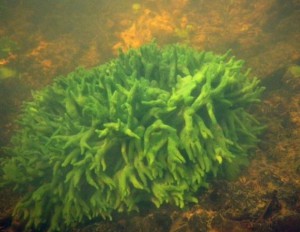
[0,43,265,231]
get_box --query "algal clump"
[0,43,265,231]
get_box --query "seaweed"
[0,42,265,231]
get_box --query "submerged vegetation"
[0,43,264,231]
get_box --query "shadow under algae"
[0,42,265,231]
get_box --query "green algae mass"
[0,43,264,231]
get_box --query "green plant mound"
[0,43,265,231]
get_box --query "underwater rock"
[0,42,265,231]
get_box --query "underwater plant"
[0,42,265,231]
